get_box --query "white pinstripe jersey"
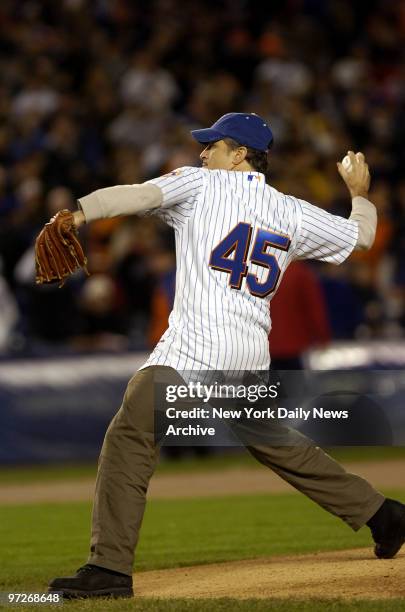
[140,166,358,372]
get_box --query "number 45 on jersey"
[209,222,291,298]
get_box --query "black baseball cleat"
[367,498,405,559]
[48,564,133,599]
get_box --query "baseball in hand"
[342,155,352,172]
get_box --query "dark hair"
[223,137,270,177]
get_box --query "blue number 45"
[209,222,291,297]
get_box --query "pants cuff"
[87,554,133,576]
[349,493,386,531]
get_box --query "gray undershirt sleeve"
[77,183,163,222]
[349,196,377,251]
[77,184,377,252]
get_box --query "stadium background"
[0,0,405,356]
[1,1,405,609]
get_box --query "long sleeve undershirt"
[78,184,377,251]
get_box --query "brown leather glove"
[35,209,89,287]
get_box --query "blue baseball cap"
[191,112,273,152]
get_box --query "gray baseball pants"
[87,365,384,575]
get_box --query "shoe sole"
[48,587,133,599]
[374,542,404,559]
[375,538,405,559]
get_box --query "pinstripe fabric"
[140,166,358,372]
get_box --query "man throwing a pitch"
[42,113,405,598]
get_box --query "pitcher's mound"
[136,548,405,600]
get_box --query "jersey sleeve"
[291,197,359,264]
[145,166,205,228]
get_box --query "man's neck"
[231,160,254,172]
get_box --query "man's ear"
[234,146,248,163]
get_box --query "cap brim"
[190,128,224,144]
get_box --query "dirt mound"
[136,548,405,600]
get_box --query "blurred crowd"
[1,0,405,356]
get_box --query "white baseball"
[342,155,353,172]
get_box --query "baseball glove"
[35,209,89,287]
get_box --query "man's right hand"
[337,151,370,199]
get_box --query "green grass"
[1,447,405,485]
[1,599,405,612]
[1,490,405,590]
[1,598,405,612]
[1,490,405,611]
